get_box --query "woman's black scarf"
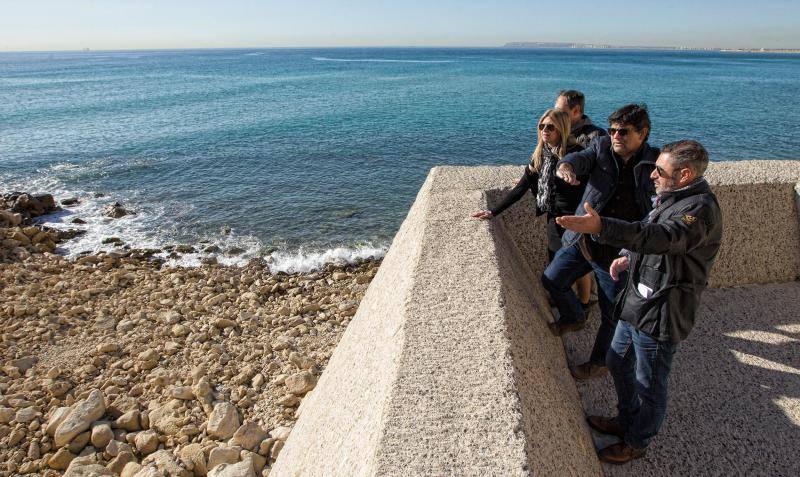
[536,144,558,214]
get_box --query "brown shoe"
[586,415,625,438]
[598,442,646,464]
[548,319,586,336]
[569,362,608,381]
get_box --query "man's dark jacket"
[572,115,607,149]
[598,178,723,343]
[557,135,659,247]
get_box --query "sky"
[1,0,798,51]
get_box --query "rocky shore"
[1,192,381,476]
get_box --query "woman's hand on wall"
[471,210,494,220]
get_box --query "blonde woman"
[472,108,593,306]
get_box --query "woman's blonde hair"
[530,108,576,172]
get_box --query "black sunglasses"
[538,123,556,132]
[656,165,685,178]
[607,127,634,137]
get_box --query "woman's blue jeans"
[607,319,677,449]
[541,243,626,365]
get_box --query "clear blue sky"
[1,0,798,51]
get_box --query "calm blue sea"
[1,48,799,270]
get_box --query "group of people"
[472,90,724,464]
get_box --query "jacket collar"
[657,177,710,205]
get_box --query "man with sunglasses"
[555,139,723,463]
[542,104,658,381]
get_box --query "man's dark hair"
[608,103,651,140]
[662,139,709,176]
[558,90,585,113]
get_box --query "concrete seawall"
[272,160,800,476]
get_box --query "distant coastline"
[503,42,800,54]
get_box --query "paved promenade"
[565,282,800,476]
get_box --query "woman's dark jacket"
[490,144,586,217]
[557,135,659,248]
[598,178,723,343]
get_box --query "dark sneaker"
[586,415,625,438]
[569,362,609,381]
[598,442,647,464]
[548,319,586,336]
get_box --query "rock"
[332,272,348,281]
[148,401,183,436]
[285,371,317,395]
[107,395,139,420]
[71,217,87,224]
[107,439,134,457]
[178,443,207,476]
[213,318,236,329]
[192,378,214,415]
[135,430,160,455]
[207,447,240,470]
[61,197,80,206]
[103,202,130,219]
[142,449,191,477]
[55,389,106,447]
[115,410,141,431]
[170,386,194,400]
[269,426,292,441]
[67,430,91,453]
[277,395,300,407]
[257,438,276,456]
[96,342,120,353]
[132,466,163,477]
[107,450,136,474]
[15,405,38,423]
[64,461,114,477]
[289,352,316,370]
[10,356,38,371]
[0,407,14,424]
[91,423,114,448]
[207,457,255,477]
[121,462,144,477]
[270,440,285,461]
[45,407,70,436]
[48,448,76,470]
[171,324,190,337]
[232,422,268,451]
[207,402,240,440]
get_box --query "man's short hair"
[558,90,585,113]
[662,140,709,176]
[608,104,651,140]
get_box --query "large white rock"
[206,402,239,440]
[232,421,268,451]
[46,406,73,436]
[55,390,106,447]
[208,457,255,477]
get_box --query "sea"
[2,47,799,272]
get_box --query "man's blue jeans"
[541,243,626,365]
[607,320,677,449]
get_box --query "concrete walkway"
[565,282,800,476]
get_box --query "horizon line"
[2,44,799,55]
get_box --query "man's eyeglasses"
[656,165,684,178]
[607,127,634,137]
[538,123,556,132]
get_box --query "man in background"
[555,139,723,463]
[555,90,607,148]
